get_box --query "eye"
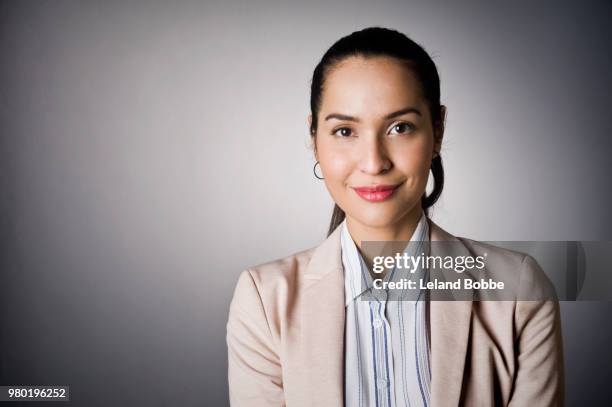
[333,127,353,137]
[389,122,415,135]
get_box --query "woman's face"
[312,56,443,230]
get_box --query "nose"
[358,135,392,175]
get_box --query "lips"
[352,183,402,202]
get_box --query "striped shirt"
[341,212,431,407]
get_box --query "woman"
[227,27,563,407]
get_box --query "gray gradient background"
[1,0,611,405]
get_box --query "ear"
[434,105,447,156]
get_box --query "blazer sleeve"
[509,255,565,407]
[226,269,285,406]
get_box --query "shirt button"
[373,318,383,328]
[377,378,388,387]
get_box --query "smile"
[352,183,402,202]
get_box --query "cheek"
[317,141,354,187]
[392,139,432,177]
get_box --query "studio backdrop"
[1,0,611,405]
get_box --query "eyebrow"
[324,107,422,122]
[384,107,422,119]
[324,113,360,122]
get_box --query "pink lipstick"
[352,184,401,202]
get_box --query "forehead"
[320,56,425,118]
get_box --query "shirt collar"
[341,211,430,306]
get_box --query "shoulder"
[241,246,317,291]
[229,244,321,315]
[460,237,529,276]
[231,224,344,303]
[459,237,556,300]
[429,219,556,300]
[227,245,321,342]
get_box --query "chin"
[349,198,421,228]
[350,205,406,229]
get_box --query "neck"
[345,206,426,276]
[346,206,424,248]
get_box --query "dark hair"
[309,27,445,236]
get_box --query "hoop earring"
[313,161,324,180]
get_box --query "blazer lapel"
[428,219,474,407]
[298,225,345,406]
[296,219,474,407]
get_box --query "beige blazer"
[226,219,564,406]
